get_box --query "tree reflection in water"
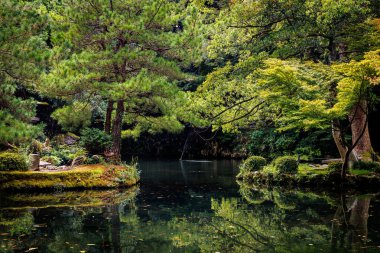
[0,185,379,252]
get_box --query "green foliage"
[79,128,112,155]
[84,155,105,165]
[0,152,28,171]
[352,161,380,172]
[111,163,141,185]
[37,0,205,148]
[41,155,62,166]
[28,139,44,154]
[0,0,49,145]
[273,156,298,174]
[51,102,92,133]
[9,212,34,236]
[241,156,266,172]
[327,161,343,175]
[42,145,87,165]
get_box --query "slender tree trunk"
[342,147,354,181]
[109,100,124,162]
[332,120,347,159]
[349,100,372,160]
[105,100,114,135]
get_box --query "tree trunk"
[349,100,372,160]
[332,120,347,159]
[110,204,121,253]
[348,197,370,248]
[105,100,114,134]
[109,100,124,162]
[342,147,354,181]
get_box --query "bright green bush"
[0,152,28,171]
[273,156,298,174]
[80,128,112,154]
[242,156,267,172]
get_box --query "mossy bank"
[237,155,380,191]
[237,170,380,191]
[0,164,140,191]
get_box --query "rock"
[57,166,68,170]
[46,165,58,170]
[71,156,86,167]
[64,133,80,145]
[29,154,40,171]
[39,161,51,168]
[90,155,102,163]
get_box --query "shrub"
[28,139,43,154]
[85,155,105,165]
[42,145,87,165]
[353,161,380,172]
[326,161,343,176]
[0,152,28,171]
[80,128,112,154]
[273,156,298,174]
[242,156,267,172]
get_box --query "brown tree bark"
[349,100,372,160]
[109,100,124,162]
[348,197,371,248]
[105,100,114,134]
[332,119,347,159]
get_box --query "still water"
[0,160,379,253]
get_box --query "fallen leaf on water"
[24,247,38,252]
[87,244,95,246]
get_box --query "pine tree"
[39,0,204,161]
[0,0,48,146]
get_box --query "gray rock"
[64,134,80,145]
[46,165,58,170]
[29,154,40,171]
[71,156,86,167]
[39,161,52,168]
[90,155,102,163]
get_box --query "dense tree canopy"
[1,0,379,176]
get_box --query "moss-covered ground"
[0,164,139,191]
[237,163,380,191]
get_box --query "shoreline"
[236,171,380,192]
[0,164,139,192]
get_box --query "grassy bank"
[0,164,139,191]
[237,164,380,190]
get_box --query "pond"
[0,160,379,252]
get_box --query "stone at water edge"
[71,156,86,167]
[29,154,40,171]
[39,161,52,170]
[46,165,58,170]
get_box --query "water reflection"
[0,160,379,252]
